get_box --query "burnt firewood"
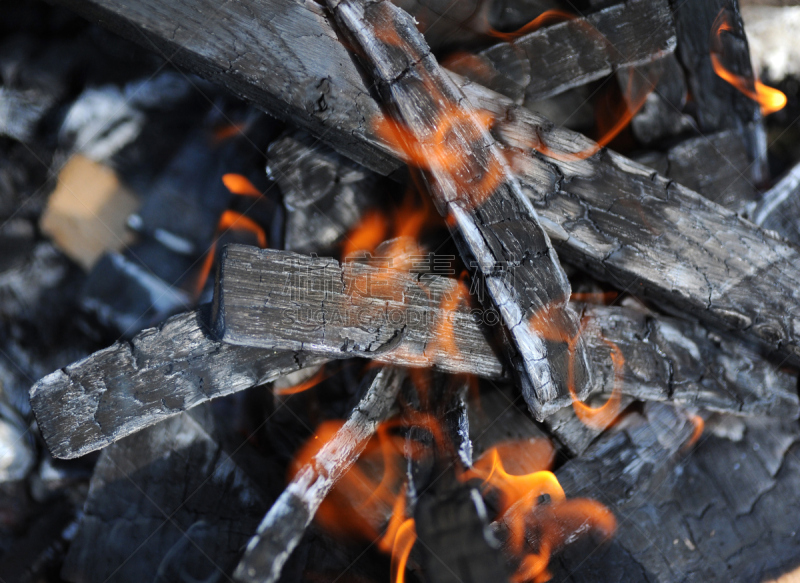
[752,161,800,246]
[61,407,271,583]
[553,417,800,582]
[448,0,676,104]
[34,244,797,461]
[556,402,698,505]
[30,307,327,459]
[54,0,800,367]
[635,126,760,211]
[214,246,798,423]
[621,55,696,146]
[234,366,405,583]
[670,0,768,184]
[472,86,800,367]
[212,245,507,379]
[268,130,379,254]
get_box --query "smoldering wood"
[61,407,271,583]
[233,366,405,583]
[267,130,379,255]
[470,82,800,368]
[56,0,800,368]
[212,245,507,380]
[326,0,593,421]
[669,0,769,184]
[635,126,760,211]
[448,0,676,105]
[752,161,800,246]
[29,307,328,460]
[214,245,799,421]
[552,417,800,582]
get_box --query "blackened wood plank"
[449,0,676,104]
[670,0,768,183]
[214,246,799,423]
[29,308,327,459]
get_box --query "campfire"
[3,0,800,581]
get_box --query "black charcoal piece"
[61,408,270,583]
[30,307,327,459]
[268,130,379,254]
[455,0,676,104]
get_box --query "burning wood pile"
[4,0,800,580]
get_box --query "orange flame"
[529,306,624,430]
[194,208,268,296]
[710,10,786,115]
[463,439,615,582]
[221,173,262,197]
[683,414,705,451]
[342,210,389,258]
[429,271,472,362]
[274,367,328,396]
[483,9,575,41]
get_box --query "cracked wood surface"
[448,0,675,104]
[551,416,800,582]
[29,307,327,459]
[54,0,800,366]
[325,0,591,420]
[234,366,405,583]
[214,246,798,424]
[32,244,797,460]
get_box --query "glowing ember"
[711,10,786,115]
[273,367,328,396]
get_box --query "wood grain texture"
[234,366,405,583]
[29,308,327,459]
[449,0,676,104]
[214,246,798,425]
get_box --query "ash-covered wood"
[213,245,506,379]
[268,130,379,254]
[215,246,798,424]
[635,126,760,211]
[30,307,327,459]
[448,0,676,104]
[55,0,800,368]
[473,85,800,367]
[234,366,405,583]
[752,161,800,246]
[670,0,768,183]
[61,407,270,583]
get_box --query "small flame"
[274,367,328,396]
[483,10,575,41]
[464,439,615,582]
[710,10,786,115]
[342,210,389,258]
[193,176,268,296]
[683,414,705,451]
[221,173,262,197]
[529,306,624,430]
